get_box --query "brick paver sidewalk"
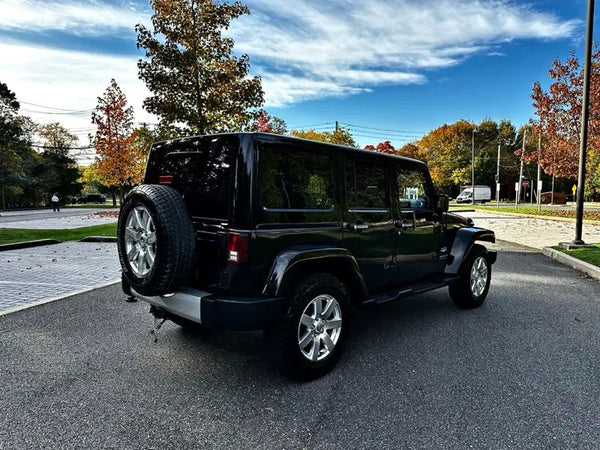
[0,242,120,314]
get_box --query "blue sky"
[0,0,592,158]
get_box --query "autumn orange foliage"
[92,79,145,192]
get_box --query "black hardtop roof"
[153,132,426,167]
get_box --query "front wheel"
[265,273,349,380]
[449,244,492,309]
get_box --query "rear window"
[145,136,237,219]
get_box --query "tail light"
[227,233,249,263]
[159,175,174,184]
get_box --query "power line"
[31,143,95,150]
[288,122,334,129]
[21,108,92,116]
[352,133,416,142]
[19,101,94,113]
[341,122,426,135]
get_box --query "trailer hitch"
[149,306,167,343]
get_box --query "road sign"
[522,180,530,187]
[572,184,577,195]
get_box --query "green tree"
[291,128,357,147]
[0,82,38,208]
[37,123,82,202]
[78,162,103,195]
[136,0,264,135]
[417,119,520,197]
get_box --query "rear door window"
[257,144,335,223]
[345,159,388,210]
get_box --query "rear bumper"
[130,286,286,331]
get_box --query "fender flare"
[444,227,496,275]
[262,245,367,300]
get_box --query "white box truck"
[456,185,491,204]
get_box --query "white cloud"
[0,0,145,34]
[0,0,580,138]
[0,41,154,164]
[231,0,579,106]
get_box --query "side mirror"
[437,194,449,213]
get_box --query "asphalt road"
[0,207,118,224]
[2,245,600,449]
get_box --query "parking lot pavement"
[1,250,599,449]
[0,242,120,315]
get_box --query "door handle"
[349,223,369,231]
[398,220,413,230]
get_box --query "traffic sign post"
[538,180,543,213]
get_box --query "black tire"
[449,244,492,309]
[117,184,195,296]
[266,273,350,381]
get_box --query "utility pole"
[517,128,526,205]
[537,135,542,213]
[335,121,339,133]
[572,0,595,245]
[496,141,501,208]
[471,128,477,204]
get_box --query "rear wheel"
[449,244,491,309]
[266,273,349,380]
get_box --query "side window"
[397,166,432,209]
[346,159,388,209]
[258,146,334,211]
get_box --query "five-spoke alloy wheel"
[124,206,157,277]
[449,244,492,309]
[297,294,343,362]
[266,273,349,380]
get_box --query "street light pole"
[517,128,526,204]
[471,128,477,204]
[573,0,595,245]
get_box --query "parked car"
[456,185,492,204]
[77,193,107,204]
[117,133,497,379]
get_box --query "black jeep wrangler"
[118,133,496,379]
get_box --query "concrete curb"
[542,246,600,280]
[79,236,117,243]
[0,239,60,252]
[0,236,117,252]
[0,278,121,317]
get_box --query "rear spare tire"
[117,184,195,296]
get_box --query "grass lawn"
[553,243,600,267]
[65,203,116,208]
[0,223,117,245]
[452,204,600,222]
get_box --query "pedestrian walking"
[51,193,60,212]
